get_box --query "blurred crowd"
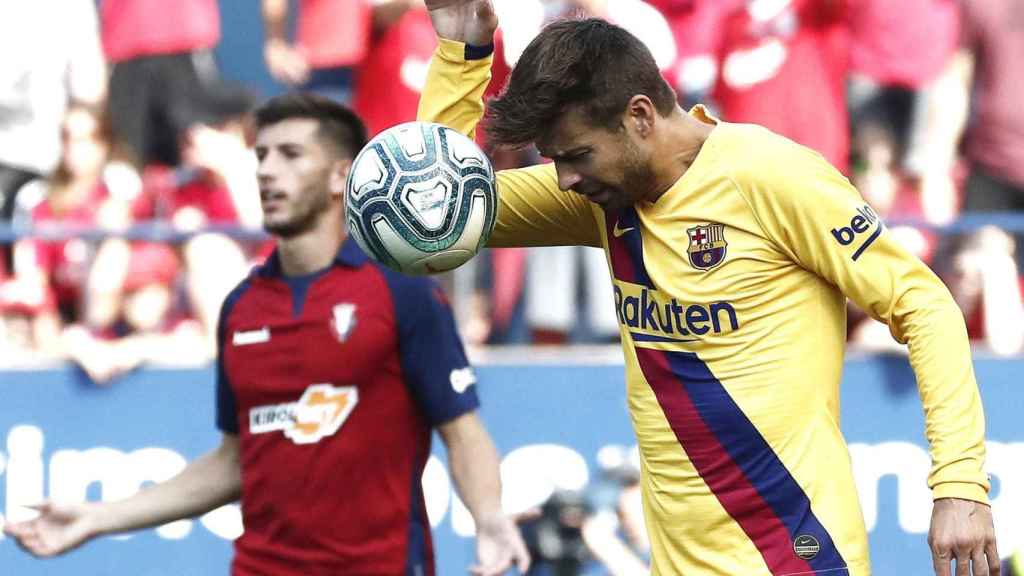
[1,0,1023,382]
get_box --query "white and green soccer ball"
[345,121,498,275]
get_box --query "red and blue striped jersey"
[216,237,478,576]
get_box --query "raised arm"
[420,0,603,248]
[3,434,241,558]
[262,0,310,85]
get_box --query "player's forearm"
[91,436,241,537]
[896,277,989,503]
[262,0,289,42]
[439,413,504,522]
[417,38,492,140]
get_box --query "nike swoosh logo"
[612,222,635,238]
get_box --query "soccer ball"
[345,121,498,275]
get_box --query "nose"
[257,153,276,185]
[554,162,582,192]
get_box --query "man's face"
[255,118,339,237]
[537,106,656,213]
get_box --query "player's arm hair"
[89,434,241,537]
[437,412,504,522]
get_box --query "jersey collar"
[334,236,368,268]
[257,235,367,278]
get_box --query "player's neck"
[276,216,346,277]
[647,111,715,202]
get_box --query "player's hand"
[929,498,1000,576]
[470,512,530,576]
[3,501,101,558]
[264,39,310,85]
[425,0,497,47]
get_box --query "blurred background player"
[3,94,529,576]
[916,0,1024,262]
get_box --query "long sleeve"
[729,126,989,504]
[417,38,602,248]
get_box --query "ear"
[625,95,657,139]
[328,158,353,199]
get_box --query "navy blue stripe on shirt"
[215,278,253,434]
[283,267,330,316]
[378,265,479,425]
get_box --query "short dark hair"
[485,18,677,147]
[254,93,368,159]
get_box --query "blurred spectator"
[494,0,676,72]
[520,489,591,576]
[846,0,959,224]
[101,0,243,168]
[263,0,368,104]
[263,0,423,109]
[712,0,851,173]
[915,0,1024,228]
[63,243,206,385]
[933,227,1024,356]
[526,246,619,344]
[851,226,1024,355]
[580,445,649,576]
[0,0,105,257]
[7,104,135,357]
[113,98,255,352]
[0,247,60,361]
[644,0,742,110]
[353,1,437,135]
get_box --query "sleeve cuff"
[931,481,990,505]
[437,37,494,62]
[465,42,495,60]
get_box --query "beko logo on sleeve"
[830,205,883,261]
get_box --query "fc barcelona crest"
[686,223,728,270]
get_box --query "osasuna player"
[4,94,530,576]
[418,2,998,576]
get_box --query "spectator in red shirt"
[645,0,742,110]
[64,242,208,384]
[846,0,959,224]
[113,95,256,353]
[935,227,1024,356]
[713,0,851,173]
[102,0,246,168]
[353,2,439,135]
[263,0,417,106]
[9,104,135,356]
[916,0,1024,235]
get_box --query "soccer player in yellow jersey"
[421,2,999,575]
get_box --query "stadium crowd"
[1,0,1023,380]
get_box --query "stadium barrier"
[0,352,1021,575]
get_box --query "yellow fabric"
[420,38,989,576]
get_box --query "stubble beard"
[616,139,658,210]
[263,183,332,239]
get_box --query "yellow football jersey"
[419,39,990,576]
